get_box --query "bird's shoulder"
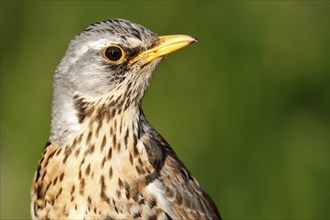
[142,132,221,220]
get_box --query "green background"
[1,1,329,219]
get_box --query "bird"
[31,18,221,220]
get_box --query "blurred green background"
[1,1,329,219]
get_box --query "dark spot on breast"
[100,191,110,204]
[107,148,112,160]
[109,166,113,179]
[100,175,106,191]
[53,176,58,185]
[116,189,121,198]
[147,215,157,220]
[110,108,116,119]
[133,145,139,158]
[79,158,85,168]
[124,128,129,146]
[114,119,117,130]
[100,135,107,151]
[133,135,138,156]
[75,148,81,157]
[114,205,119,214]
[36,184,43,199]
[135,165,143,175]
[41,170,47,181]
[90,144,95,154]
[105,216,114,220]
[112,135,117,150]
[59,172,64,182]
[132,211,141,218]
[118,178,123,189]
[86,131,92,145]
[124,182,130,199]
[72,138,77,147]
[46,150,56,162]
[101,157,106,167]
[77,134,83,144]
[119,118,123,133]
[148,195,157,208]
[55,147,62,156]
[80,178,85,195]
[70,185,75,195]
[56,187,63,199]
[74,96,95,123]
[85,164,91,176]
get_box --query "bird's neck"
[49,93,144,148]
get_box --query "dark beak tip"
[192,36,198,43]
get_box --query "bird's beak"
[128,35,197,66]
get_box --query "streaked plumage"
[31,18,221,219]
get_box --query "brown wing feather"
[158,144,222,220]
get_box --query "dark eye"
[103,45,125,63]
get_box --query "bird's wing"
[157,149,222,220]
[139,116,221,220]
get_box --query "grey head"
[50,18,196,145]
[54,18,159,97]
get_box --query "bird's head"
[54,18,196,104]
[50,18,196,144]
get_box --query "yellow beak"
[128,34,197,66]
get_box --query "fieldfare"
[31,18,221,220]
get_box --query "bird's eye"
[103,45,125,63]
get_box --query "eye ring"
[103,45,125,63]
